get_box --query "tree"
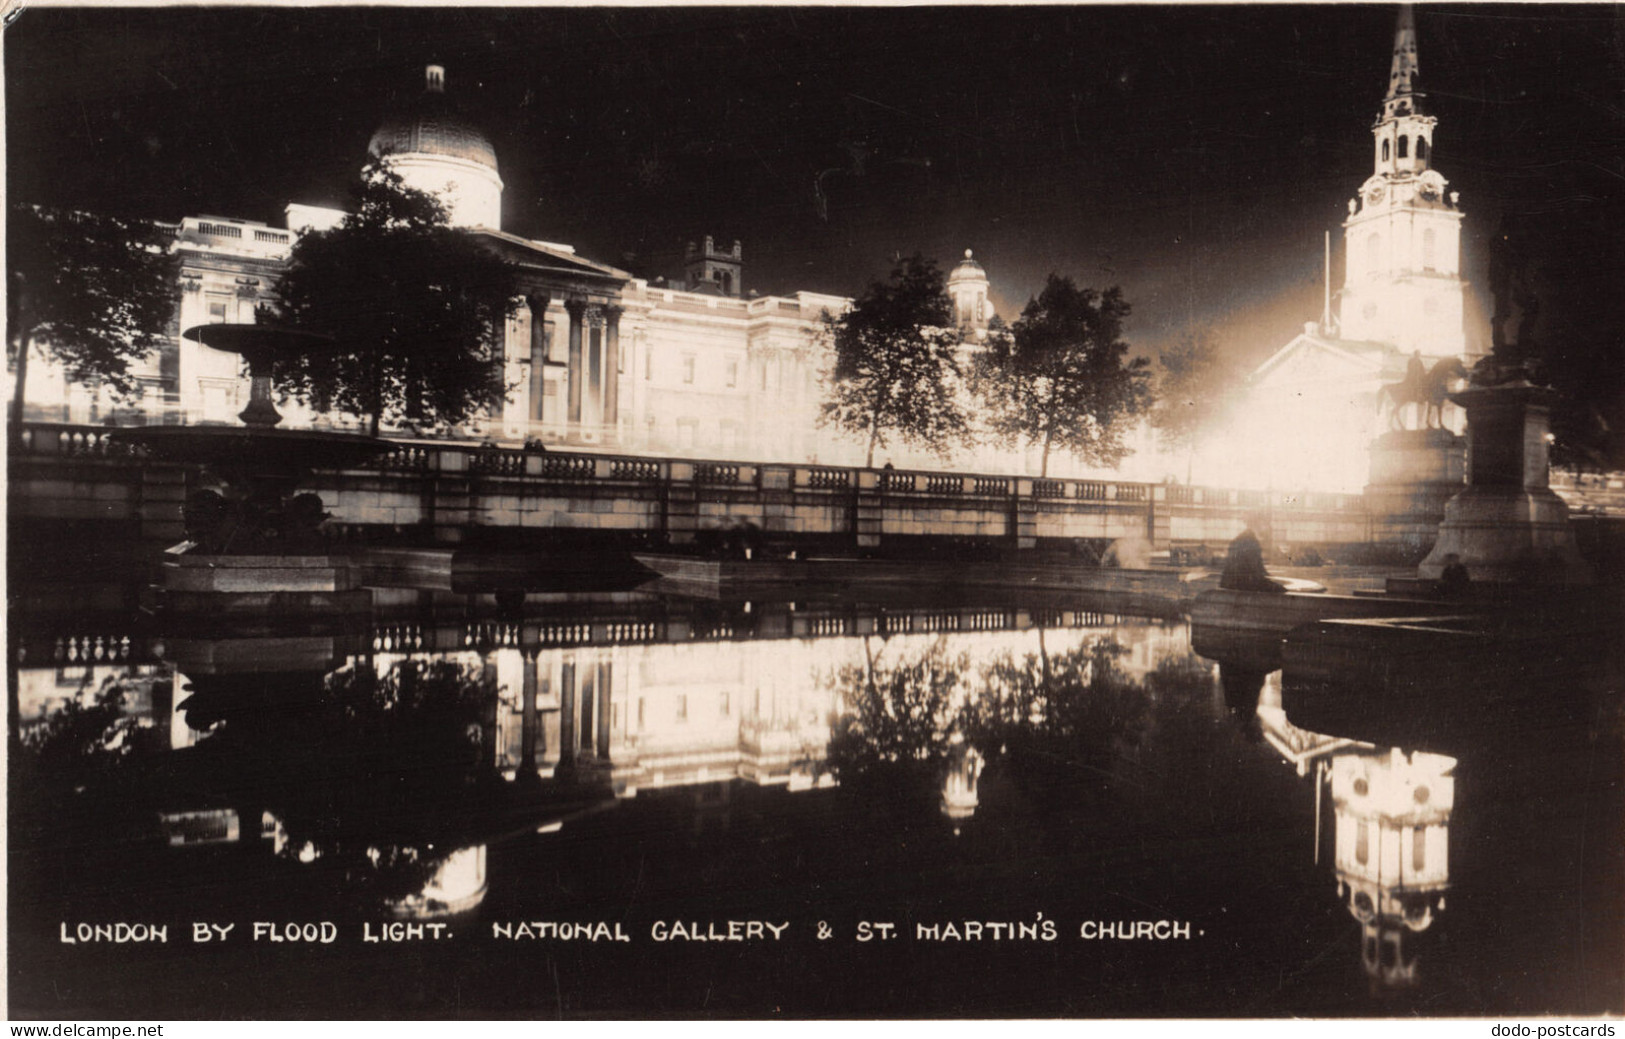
[7,204,180,424]
[271,161,523,437]
[821,254,970,467]
[1149,326,1243,483]
[974,276,1151,477]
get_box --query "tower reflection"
[1251,670,1457,996]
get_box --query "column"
[520,646,539,775]
[603,306,623,433]
[526,293,550,424]
[595,661,613,759]
[559,660,577,766]
[564,299,586,427]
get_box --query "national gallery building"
[15,64,1020,474]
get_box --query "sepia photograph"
[6,1,1623,1021]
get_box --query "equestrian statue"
[1378,351,1468,431]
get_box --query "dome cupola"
[946,249,992,331]
[367,65,504,229]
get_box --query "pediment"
[1252,333,1391,388]
[473,229,630,285]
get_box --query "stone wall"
[10,422,1373,554]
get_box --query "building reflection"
[14,605,1194,917]
[1249,670,1458,996]
[365,610,1190,803]
[940,738,985,831]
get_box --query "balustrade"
[693,463,741,485]
[804,468,851,490]
[610,459,662,481]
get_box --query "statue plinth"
[1365,428,1466,557]
[1418,380,1592,585]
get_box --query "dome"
[368,65,499,173]
[947,249,987,285]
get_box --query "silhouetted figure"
[1438,554,1470,598]
[1220,528,1285,593]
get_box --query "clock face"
[1366,184,1386,205]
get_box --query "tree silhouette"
[271,161,523,437]
[974,276,1151,476]
[7,204,180,423]
[821,254,970,467]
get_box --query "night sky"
[7,4,1624,367]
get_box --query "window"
[676,694,688,722]
[720,691,730,716]
[1412,827,1427,872]
[1397,135,1409,159]
[637,697,646,730]
[1416,136,1428,161]
[1356,820,1370,865]
[1382,139,1390,162]
[644,345,652,381]
[682,354,696,385]
[760,365,769,391]
[726,358,739,388]
[207,298,229,324]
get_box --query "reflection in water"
[12,593,1616,1016]
[1244,669,1458,996]
[1330,748,1454,993]
[940,737,984,829]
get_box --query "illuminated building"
[1329,747,1455,993]
[1219,7,1487,494]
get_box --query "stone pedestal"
[1418,383,1592,585]
[1364,428,1466,555]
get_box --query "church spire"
[1383,4,1421,114]
[1368,4,1434,178]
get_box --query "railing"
[610,459,662,481]
[10,423,145,459]
[694,462,741,485]
[10,419,1375,521]
[379,443,432,471]
[470,446,525,476]
[804,468,851,490]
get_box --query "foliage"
[19,674,143,774]
[271,160,523,436]
[7,203,180,420]
[963,636,1150,775]
[820,254,970,467]
[1149,326,1241,458]
[973,276,1151,476]
[824,638,965,783]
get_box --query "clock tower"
[1338,6,1473,359]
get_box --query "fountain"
[114,324,390,613]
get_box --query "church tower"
[1338,7,1473,359]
